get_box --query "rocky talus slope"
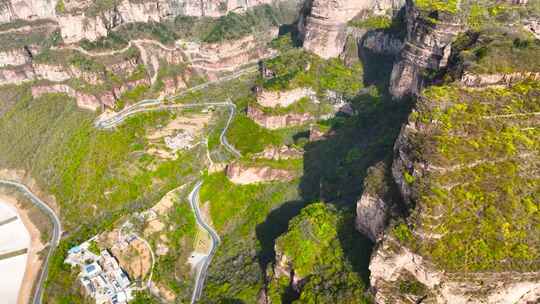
[300,0,404,58]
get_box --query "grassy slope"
[199,172,302,302]
[271,203,370,304]
[397,81,540,272]
[0,91,202,302]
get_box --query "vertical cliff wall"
[388,0,461,98]
[299,0,404,58]
[0,0,301,43]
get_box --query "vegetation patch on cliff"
[399,80,540,272]
[260,49,364,98]
[270,203,370,303]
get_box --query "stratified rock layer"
[300,0,404,58]
[389,0,462,98]
[226,162,296,185]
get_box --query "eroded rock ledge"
[247,104,314,129]
[226,162,297,185]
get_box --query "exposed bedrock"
[0,0,299,43]
[361,30,403,56]
[247,104,314,129]
[356,192,388,242]
[389,0,462,99]
[370,236,540,304]
[256,87,316,108]
[299,0,405,58]
[254,145,303,161]
[226,162,297,185]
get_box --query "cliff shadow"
[299,95,410,206]
[359,49,396,93]
[337,210,374,283]
[298,93,412,282]
[256,200,310,272]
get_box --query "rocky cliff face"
[371,236,540,304]
[0,0,56,23]
[0,0,294,43]
[369,78,540,303]
[247,104,314,129]
[356,192,388,242]
[256,87,315,108]
[300,0,404,58]
[254,145,303,161]
[460,71,540,88]
[389,0,462,98]
[0,29,275,110]
[226,162,297,185]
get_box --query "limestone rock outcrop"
[460,71,540,88]
[256,87,315,108]
[389,0,462,98]
[0,0,56,23]
[31,84,102,111]
[226,162,296,185]
[300,0,404,58]
[362,30,403,56]
[0,48,33,67]
[355,192,388,242]
[0,0,296,43]
[254,145,303,160]
[247,105,314,129]
[370,237,540,304]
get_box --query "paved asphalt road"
[188,181,221,303]
[0,179,62,304]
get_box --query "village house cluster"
[65,240,134,304]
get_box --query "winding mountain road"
[0,180,62,304]
[188,181,220,303]
[95,65,257,130]
[93,60,246,302]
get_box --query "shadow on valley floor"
[253,50,411,302]
[256,200,310,271]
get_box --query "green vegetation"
[202,5,281,43]
[349,15,392,29]
[0,91,206,302]
[398,274,428,296]
[0,25,62,51]
[87,241,100,255]
[152,193,197,300]
[225,96,311,155]
[200,172,301,302]
[271,203,370,303]
[55,0,65,14]
[226,113,282,155]
[261,49,364,98]
[254,96,334,116]
[276,203,339,277]
[85,0,120,17]
[453,29,540,74]
[414,0,459,14]
[398,81,540,272]
[131,291,160,304]
[80,3,300,51]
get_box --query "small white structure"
[65,241,134,304]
